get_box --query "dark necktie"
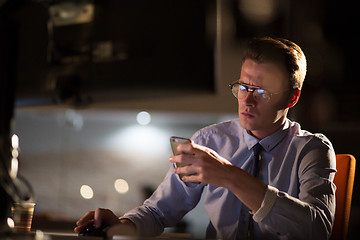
[248,143,263,239]
[237,143,263,239]
[252,143,262,178]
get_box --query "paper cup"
[11,203,35,232]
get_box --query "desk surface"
[0,231,195,240]
[1,231,102,240]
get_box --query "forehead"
[240,59,288,90]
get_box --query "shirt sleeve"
[252,135,337,239]
[121,166,205,236]
[252,185,278,222]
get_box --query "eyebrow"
[239,81,262,89]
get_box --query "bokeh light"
[80,185,94,199]
[136,111,151,126]
[7,218,15,228]
[9,158,19,179]
[114,179,129,194]
[11,134,19,149]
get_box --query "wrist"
[119,218,136,228]
[221,165,245,190]
[106,218,137,239]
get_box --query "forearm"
[222,165,267,212]
[120,167,204,236]
[106,219,137,238]
[256,185,333,239]
[223,165,333,239]
[121,205,166,237]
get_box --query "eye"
[255,89,270,100]
[239,85,248,91]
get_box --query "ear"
[286,89,300,108]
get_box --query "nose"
[241,91,256,106]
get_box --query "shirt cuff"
[119,215,136,222]
[252,185,278,222]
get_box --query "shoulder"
[191,119,243,147]
[289,121,334,151]
[288,121,336,170]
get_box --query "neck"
[249,116,287,140]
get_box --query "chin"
[239,118,258,131]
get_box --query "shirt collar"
[243,119,290,152]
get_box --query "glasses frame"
[229,80,289,102]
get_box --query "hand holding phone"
[170,136,192,179]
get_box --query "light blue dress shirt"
[123,118,336,239]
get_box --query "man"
[75,37,336,239]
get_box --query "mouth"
[241,111,255,118]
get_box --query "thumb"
[94,208,103,228]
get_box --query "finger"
[94,208,104,228]
[74,219,94,233]
[177,142,212,158]
[181,174,201,183]
[176,142,196,155]
[77,211,95,225]
[170,154,195,166]
[186,143,233,166]
[174,165,198,176]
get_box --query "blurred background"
[1,0,359,238]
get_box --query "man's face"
[237,59,291,139]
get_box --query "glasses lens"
[237,84,248,99]
[254,89,270,101]
[231,84,239,98]
[230,82,271,102]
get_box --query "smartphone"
[170,136,191,156]
[170,136,191,179]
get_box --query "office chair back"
[330,154,356,240]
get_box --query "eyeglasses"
[229,81,288,102]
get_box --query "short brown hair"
[242,37,307,90]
